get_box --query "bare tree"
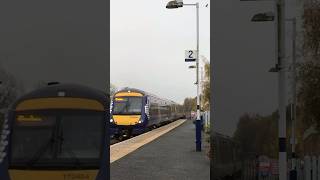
[0,66,24,128]
[303,0,320,60]
[110,83,117,97]
[0,69,20,109]
[201,57,210,111]
[296,0,320,145]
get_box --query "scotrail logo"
[0,115,10,164]
[110,100,113,114]
[145,99,150,119]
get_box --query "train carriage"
[110,88,184,139]
[0,83,109,180]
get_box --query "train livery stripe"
[114,92,143,97]
[9,170,99,180]
[113,115,141,125]
[15,98,104,111]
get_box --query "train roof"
[115,87,180,105]
[11,83,108,108]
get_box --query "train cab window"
[11,112,104,168]
[113,97,142,115]
[11,115,56,161]
[58,114,103,159]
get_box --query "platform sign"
[270,159,279,175]
[185,50,197,62]
[258,156,271,176]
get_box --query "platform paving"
[110,119,210,180]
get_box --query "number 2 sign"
[185,50,197,62]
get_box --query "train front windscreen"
[11,112,104,169]
[113,97,142,115]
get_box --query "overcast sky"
[0,0,108,92]
[0,0,301,135]
[110,0,299,135]
[111,0,210,104]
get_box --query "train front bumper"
[110,125,145,136]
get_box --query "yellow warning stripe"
[15,98,104,111]
[115,92,143,97]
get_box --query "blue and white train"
[110,88,184,139]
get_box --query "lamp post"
[166,0,202,151]
[188,65,198,85]
[287,17,297,179]
[241,0,287,179]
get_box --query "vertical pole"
[305,156,311,180]
[278,0,287,179]
[290,18,297,180]
[291,18,297,162]
[195,2,201,152]
[312,156,317,180]
[272,5,281,178]
[317,156,320,180]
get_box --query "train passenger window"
[150,104,159,117]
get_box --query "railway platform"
[110,119,210,180]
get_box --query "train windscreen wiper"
[27,137,56,167]
[57,125,82,168]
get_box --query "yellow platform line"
[110,119,186,163]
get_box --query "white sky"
[110,0,210,104]
[0,0,301,135]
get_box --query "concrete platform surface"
[110,119,210,180]
[110,119,186,163]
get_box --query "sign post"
[185,50,197,62]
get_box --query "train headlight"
[138,117,144,124]
[110,119,114,123]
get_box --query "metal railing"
[294,155,320,180]
[201,111,210,133]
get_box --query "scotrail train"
[0,83,109,180]
[110,88,184,139]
